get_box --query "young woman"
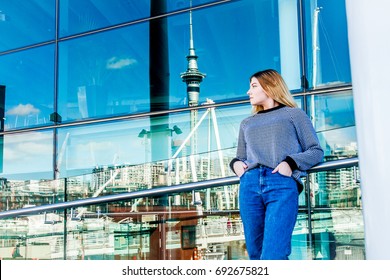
[230,69,323,260]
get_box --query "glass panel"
[57,118,149,178]
[0,212,65,260]
[59,0,221,38]
[0,185,312,260]
[307,91,357,159]
[303,0,351,89]
[0,130,55,212]
[58,0,303,122]
[59,0,150,37]
[291,212,311,260]
[57,103,251,179]
[62,187,245,260]
[0,45,55,131]
[294,95,304,109]
[310,167,361,208]
[299,176,308,207]
[0,0,55,52]
[0,165,359,260]
[57,23,150,122]
[0,130,54,182]
[309,166,363,260]
[311,209,364,260]
[169,0,302,108]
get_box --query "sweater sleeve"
[288,109,324,171]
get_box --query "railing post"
[63,177,67,260]
[305,174,313,259]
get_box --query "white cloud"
[3,132,53,174]
[106,57,137,69]
[6,103,40,116]
[18,142,50,155]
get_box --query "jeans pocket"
[277,171,292,179]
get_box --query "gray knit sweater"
[230,105,324,182]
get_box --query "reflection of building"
[91,152,235,188]
[333,142,358,157]
[92,163,154,192]
[314,154,360,208]
[181,8,206,156]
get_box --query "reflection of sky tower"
[180,5,206,155]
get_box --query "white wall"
[346,0,390,259]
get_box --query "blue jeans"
[239,166,299,260]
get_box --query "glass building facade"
[0,0,362,260]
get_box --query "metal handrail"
[0,157,358,219]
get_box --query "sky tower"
[180,5,206,155]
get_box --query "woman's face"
[247,77,273,107]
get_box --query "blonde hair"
[250,69,297,113]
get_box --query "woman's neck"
[262,100,279,110]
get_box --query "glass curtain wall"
[0,0,360,260]
[0,163,362,260]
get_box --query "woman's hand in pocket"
[233,161,248,177]
[272,161,292,177]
